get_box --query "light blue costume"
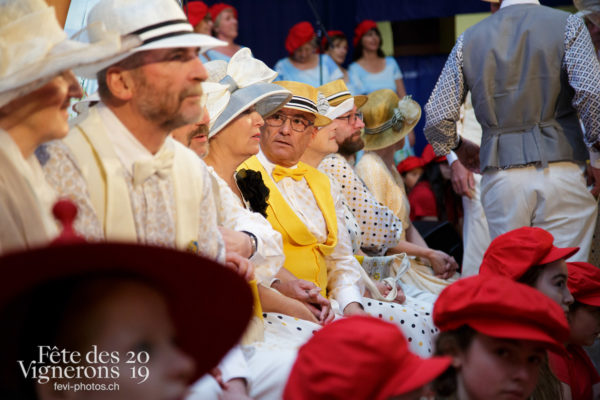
[273,54,343,87]
[348,56,402,95]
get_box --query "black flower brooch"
[235,169,270,218]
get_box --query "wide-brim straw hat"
[75,0,227,79]
[318,79,368,110]
[205,48,292,138]
[0,0,134,108]
[274,81,331,127]
[574,0,600,27]
[361,89,421,151]
[0,241,253,384]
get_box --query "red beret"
[567,262,600,307]
[321,30,345,50]
[285,21,315,55]
[209,3,237,22]
[184,1,209,27]
[397,155,425,174]
[433,275,570,352]
[479,227,579,280]
[421,143,447,164]
[284,316,451,400]
[353,20,377,47]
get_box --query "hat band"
[287,95,318,114]
[326,90,351,103]
[219,75,239,93]
[364,108,404,135]
[131,19,194,45]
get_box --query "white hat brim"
[75,34,227,79]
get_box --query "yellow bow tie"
[272,165,308,182]
[132,148,174,186]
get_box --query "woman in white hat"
[0,0,129,254]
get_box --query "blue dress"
[348,56,403,95]
[273,54,343,87]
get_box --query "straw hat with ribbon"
[361,89,421,151]
[274,81,332,127]
[75,0,227,79]
[204,48,292,138]
[0,0,133,108]
[318,79,368,109]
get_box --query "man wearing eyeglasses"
[239,80,368,318]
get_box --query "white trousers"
[461,173,491,276]
[481,162,597,262]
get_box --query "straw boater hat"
[0,203,253,388]
[204,48,292,138]
[274,81,332,127]
[76,0,227,79]
[574,0,600,27]
[318,79,368,109]
[0,0,133,108]
[361,89,421,151]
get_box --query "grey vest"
[462,4,588,171]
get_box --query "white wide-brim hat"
[0,0,133,108]
[317,93,354,121]
[75,0,227,79]
[205,48,292,138]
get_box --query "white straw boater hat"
[0,0,132,108]
[274,81,332,127]
[205,48,293,138]
[76,0,228,79]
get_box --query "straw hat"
[318,79,368,109]
[274,81,331,127]
[205,48,292,138]
[0,0,132,108]
[361,89,421,151]
[76,0,227,79]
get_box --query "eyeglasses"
[265,113,314,132]
[336,112,363,125]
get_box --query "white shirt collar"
[256,149,299,176]
[500,0,540,9]
[97,103,174,174]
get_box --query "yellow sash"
[239,156,338,297]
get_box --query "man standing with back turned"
[425,0,600,261]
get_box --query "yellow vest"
[240,156,337,298]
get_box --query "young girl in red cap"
[433,274,571,400]
[548,262,600,400]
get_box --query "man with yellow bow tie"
[240,80,367,318]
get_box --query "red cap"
[567,262,600,307]
[183,1,209,27]
[284,316,451,400]
[285,21,315,55]
[421,143,447,164]
[479,227,579,280]
[353,20,377,47]
[209,3,237,22]
[321,30,345,50]
[434,275,570,352]
[397,156,425,174]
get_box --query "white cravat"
[132,146,174,186]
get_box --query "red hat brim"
[0,243,253,381]
[380,353,452,398]
[468,319,566,354]
[539,245,579,265]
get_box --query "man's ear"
[105,67,135,101]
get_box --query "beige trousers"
[481,162,597,262]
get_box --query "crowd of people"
[0,0,599,399]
